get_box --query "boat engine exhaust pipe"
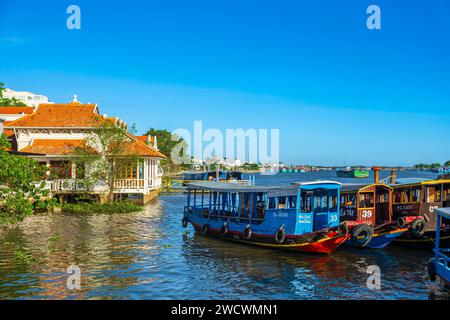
[371,166,382,183]
[390,170,396,185]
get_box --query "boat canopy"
[186,181,299,196]
[391,178,450,187]
[434,207,450,220]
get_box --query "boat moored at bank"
[391,177,450,249]
[340,182,408,249]
[427,207,450,290]
[182,181,351,254]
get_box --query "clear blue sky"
[1,0,449,166]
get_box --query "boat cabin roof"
[391,178,450,188]
[434,207,450,220]
[186,181,299,196]
[341,183,392,193]
[292,180,341,188]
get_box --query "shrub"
[62,201,143,214]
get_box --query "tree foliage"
[0,134,49,225]
[74,121,139,203]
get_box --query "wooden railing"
[49,178,162,192]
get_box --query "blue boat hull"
[346,228,407,249]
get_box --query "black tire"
[397,216,407,228]
[337,223,349,237]
[411,218,426,238]
[221,222,229,235]
[243,225,252,240]
[274,228,286,244]
[182,216,188,228]
[427,258,436,281]
[351,224,374,248]
[201,224,209,235]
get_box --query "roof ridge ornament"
[72,94,81,104]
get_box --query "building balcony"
[48,178,162,194]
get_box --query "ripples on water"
[0,171,449,299]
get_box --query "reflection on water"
[0,171,449,299]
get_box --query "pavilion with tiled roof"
[2,97,166,203]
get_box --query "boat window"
[376,192,389,203]
[411,187,421,202]
[301,192,312,213]
[278,196,286,209]
[322,194,329,211]
[443,184,450,201]
[394,187,414,203]
[341,194,356,206]
[359,192,374,208]
[287,196,297,209]
[331,195,338,210]
[268,197,276,209]
[426,185,441,203]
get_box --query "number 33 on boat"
[182,181,353,254]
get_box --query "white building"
[3,99,166,204]
[3,88,50,107]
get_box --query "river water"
[0,170,449,299]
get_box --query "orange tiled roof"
[4,103,107,128]
[0,106,35,114]
[3,129,14,138]
[19,137,167,158]
[19,139,89,155]
[135,135,155,144]
[118,134,165,158]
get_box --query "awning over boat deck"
[390,178,450,187]
[434,208,450,220]
[186,181,299,196]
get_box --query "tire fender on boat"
[397,216,407,228]
[274,228,286,244]
[243,225,252,240]
[337,223,349,237]
[202,224,209,235]
[182,216,188,228]
[351,224,374,248]
[410,218,426,238]
[221,222,229,235]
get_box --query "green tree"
[74,121,139,203]
[0,134,49,225]
[445,160,450,167]
[143,128,188,173]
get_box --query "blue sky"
[0,0,449,166]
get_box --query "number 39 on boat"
[182,181,352,254]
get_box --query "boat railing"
[433,249,450,269]
[190,206,265,222]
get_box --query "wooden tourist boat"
[336,167,370,178]
[182,181,351,254]
[427,207,450,289]
[340,183,408,249]
[391,177,450,249]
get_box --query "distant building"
[3,88,50,107]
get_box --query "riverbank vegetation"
[0,134,52,225]
[61,201,143,214]
[414,162,450,170]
